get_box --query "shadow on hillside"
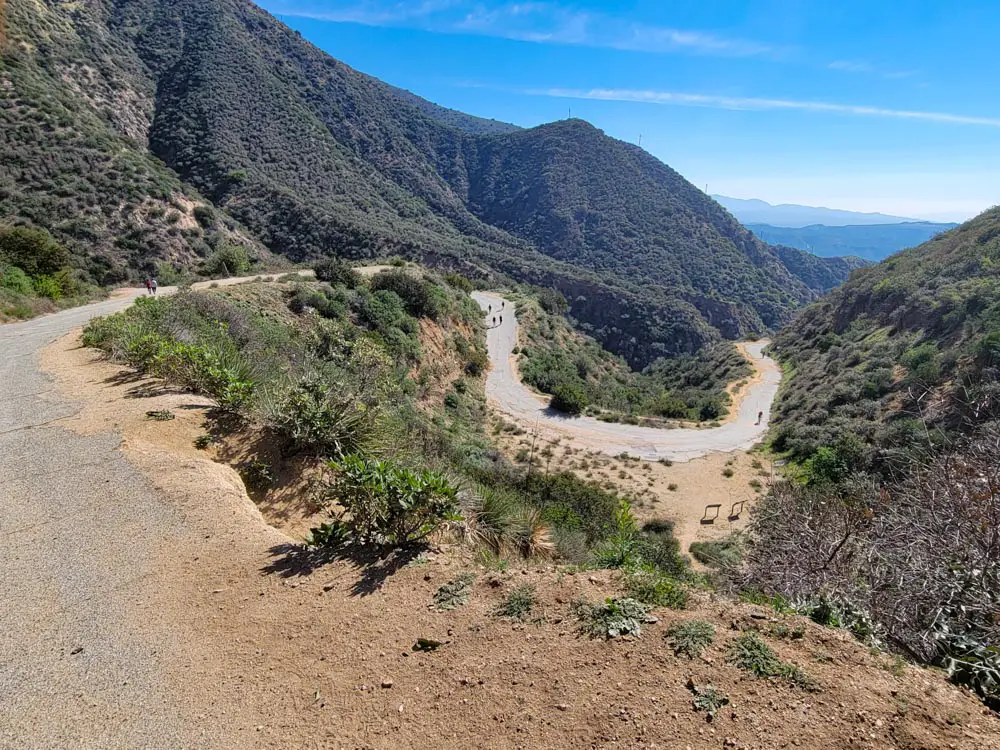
[261,542,424,597]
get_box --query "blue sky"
[258,0,1000,222]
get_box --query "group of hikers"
[486,300,504,327]
[143,278,158,295]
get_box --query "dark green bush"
[313,258,360,287]
[550,381,588,415]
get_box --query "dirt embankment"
[36,331,1000,750]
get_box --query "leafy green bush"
[31,275,63,300]
[370,269,446,320]
[688,680,729,721]
[550,381,588,415]
[666,620,715,659]
[0,226,69,277]
[0,265,34,295]
[624,570,688,609]
[313,258,360,287]
[203,243,251,276]
[727,632,818,690]
[324,454,460,546]
[689,536,742,569]
[271,374,374,456]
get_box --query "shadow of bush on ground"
[262,542,425,597]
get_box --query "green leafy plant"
[145,409,175,421]
[493,584,537,621]
[431,573,475,611]
[325,454,461,546]
[573,597,655,639]
[687,679,729,721]
[727,632,818,691]
[666,620,716,659]
[624,570,688,609]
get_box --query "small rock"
[398,704,404,713]
[70,646,83,656]
[382,680,394,689]
[555,704,570,711]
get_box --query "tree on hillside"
[0,226,69,277]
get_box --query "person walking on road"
[499,314,503,325]
[756,410,763,425]
[144,279,152,295]
[150,278,158,296]
[492,316,496,326]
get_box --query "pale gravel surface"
[472,291,782,462]
[0,273,314,749]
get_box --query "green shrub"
[313,258,360,287]
[689,536,743,569]
[0,226,69,277]
[666,620,715,659]
[204,243,251,276]
[444,273,473,293]
[550,381,588,415]
[271,374,371,455]
[688,680,729,722]
[0,265,34,295]
[325,454,460,546]
[727,632,818,690]
[624,570,688,609]
[32,275,63,300]
[370,269,445,319]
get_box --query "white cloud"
[267,1,779,58]
[524,87,1000,127]
[829,59,918,80]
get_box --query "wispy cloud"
[829,59,918,80]
[519,87,1000,127]
[268,1,780,58]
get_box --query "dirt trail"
[472,292,782,462]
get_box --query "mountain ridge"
[2,0,857,368]
[714,195,922,227]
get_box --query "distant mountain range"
[712,196,922,227]
[713,196,958,261]
[747,222,959,262]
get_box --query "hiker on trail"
[488,304,492,314]
[492,316,496,326]
[501,301,505,310]
[144,279,152,295]
[499,314,503,325]
[150,278,158,296]
[757,410,763,425]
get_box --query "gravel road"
[472,291,782,462]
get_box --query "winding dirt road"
[472,292,782,462]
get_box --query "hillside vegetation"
[3,0,856,367]
[736,208,1000,709]
[771,207,1000,471]
[516,290,751,421]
